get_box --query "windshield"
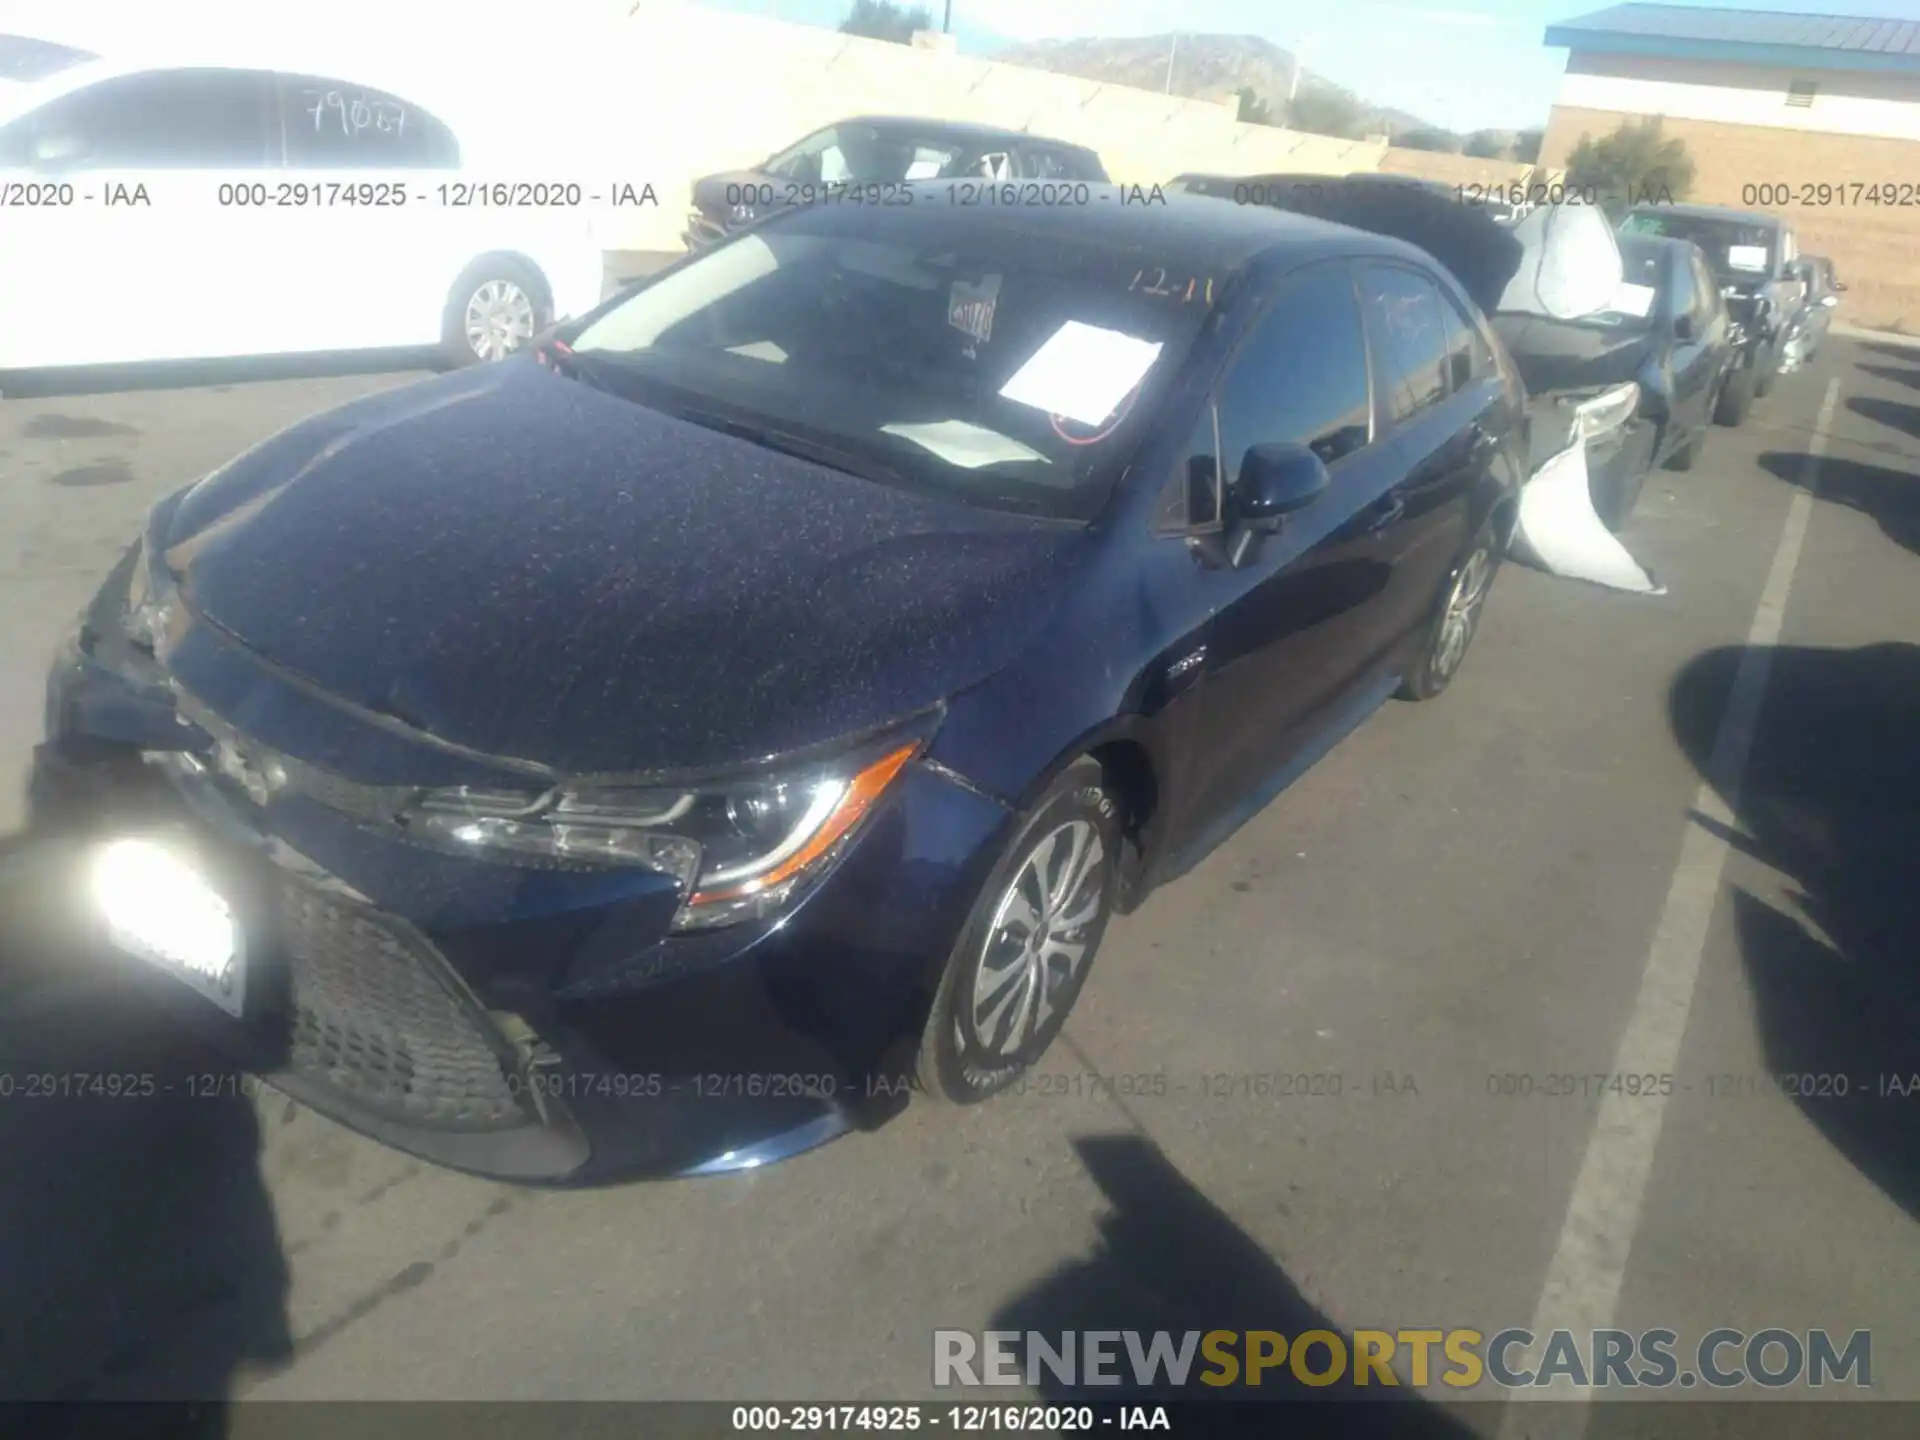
[1580,236,1665,330]
[761,123,1011,185]
[567,209,1215,519]
[1621,211,1773,281]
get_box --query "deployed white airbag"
[1495,202,1626,322]
[1512,443,1665,595]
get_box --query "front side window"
[1438,290,1495,390]
[276,74,459,168]
[0,68,272,170]
[1213,265,1373,477]
[1360,263,1450,428]
[567,213,1217,520]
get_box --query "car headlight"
[1571,382,1640,442]
[400,737,922,931]
[122,538,177,655]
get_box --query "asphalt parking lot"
[0,335,1915,1430]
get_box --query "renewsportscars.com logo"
[932,1328,1872,1391]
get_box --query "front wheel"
[1397,521,1501,702]
[442,258,550,368]
[914,758,1120,1104]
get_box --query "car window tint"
[1361,264,1450,427]
[277,75,459,168]
[7,68,273,169]
[1215,266,1372,476]
[1157,404,1222,531]
[1438,291,1495,390]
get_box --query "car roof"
[779,185,1445,283]
[1628,201,1785,230]
[832,115,1097,153]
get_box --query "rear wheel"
[914,758,1120,1104]
[1665,426,1700,472]
[1713,364,1755,427]
[441,258,550,368]
[1397,521,1501,702]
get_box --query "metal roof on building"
[1545,4,1920,71]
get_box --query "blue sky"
[693,0,1920,131]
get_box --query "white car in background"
[0,30,607,370]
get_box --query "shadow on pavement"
[1669,642,1920,1223]
[0,349,437,400]
[0,824,293,1432]
[989,1132,1477,1436]
[1757,450,1920,560]
[1855,362,1920,393]
[1855,340,1920,363]
[1845,395,1920,445]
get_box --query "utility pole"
[944,0,953,32]
[1164,33,1178,94]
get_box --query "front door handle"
[1365,494,1406,533]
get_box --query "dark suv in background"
[1621,203,1803,407]
[684,116,1110,250]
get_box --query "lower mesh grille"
[274,883,528,1130]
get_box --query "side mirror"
[1232,442,1330,536]
[1674,313,1696,341]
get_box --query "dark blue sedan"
[33,188,1527,1182]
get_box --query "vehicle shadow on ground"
[988,1132,1477,1436]
[0,349,439,400]
[1756,450,1920,561]
[1856,362,1920,393]
[1669,642,1920,1223]
[1846,395,1920,445]
[1855,341,1920,364]
[0,825,292,1432]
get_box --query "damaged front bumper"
[33,544,1011,1184]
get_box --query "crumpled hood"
[161,360,1088,776]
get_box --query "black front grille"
[273,883,528,1131]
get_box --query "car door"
[267,71,466,353]
[1358,262,1485,647]
[1676,248,1728,432]
[1151,260,1404,841]
[0,66,277,367]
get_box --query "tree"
[1396,126,1460,153]
[1463,130,1509,160]
[839,0,932,44]
[1287,86,1365,140]
[1564,116,1695,217]
[1511,128,1544,164]
[1235,86,1275,126]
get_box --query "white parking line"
[1496,378,1841,1439]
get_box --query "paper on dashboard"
[1726,245,1769,273]
[1609,282,1656,318]
[880,420,1049,469]
[998,321,1163,426]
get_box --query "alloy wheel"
[1433,547,1493,681]
[965,818,1107,1060]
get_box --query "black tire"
[1751,339,1779,397]
[1665,427,1699,472]
[440,257,551,369]
[1713,364,1755,427]
[914,757,1120,1104]
[1397,519,1501,702]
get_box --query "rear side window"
[275,74,460,168]
[1360,263,1450,428]
[1438,290,1496,390]
[1215,264,1373,475]
[2,68,274,169]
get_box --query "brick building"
[1540,3,1920,331]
